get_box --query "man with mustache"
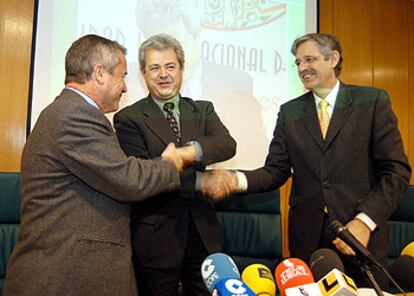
[204,33,411,288]
[114,34,236,295]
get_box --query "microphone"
[329,220,381,267]
[274,258,321,296]
[213,278,256,296]
[317,268,359,296]
[242,263,276,296]
[389,254,414,291]
[401,241,414,256]
[309,248,345,282]
[201,252,240,293]
[309,248,359,296]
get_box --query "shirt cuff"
[187,141,202,162]
[195,171,202,191]
[235,171,248,192]
[355,212,377,231]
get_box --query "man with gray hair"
[129,0,268,169]
[4,34,183,296]
[205,33,411,288]
[114,33,236,295]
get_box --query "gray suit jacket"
[114,96,236,268]
[3,89,180,296]
[245,83,411,261]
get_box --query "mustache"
[300,69,316,77]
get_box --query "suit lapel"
[179,98,201,143]
[323,83,353,150]
[142,97,177,145]
[300,92,324,150]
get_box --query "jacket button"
[323,181,330,188]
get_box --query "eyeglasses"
[294,55,324,67]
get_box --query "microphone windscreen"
[401,241,414,257]
[309,248,345,281]
[317,268,359,296]
[242,263,276,296]
[389,255,414,291]
[274,258,315,296]
[201,252,240,293]
[214,278,256,296]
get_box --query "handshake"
[161,142,239,201]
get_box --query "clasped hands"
[161,142,197,172]
[161,142,237,201]
[200,170,238,201]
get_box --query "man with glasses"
[203,33,411,288]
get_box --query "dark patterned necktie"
[163,102,181,143]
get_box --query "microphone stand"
[359,261,384,296]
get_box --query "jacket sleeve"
[57,107,180,203]
[244,107,292,193]
[356,90,411,228]
[191,101,237,166]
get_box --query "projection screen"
[30,0,317,169]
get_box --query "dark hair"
[64,34,127,84]
[291,33,343,76]
[139,33,185,72]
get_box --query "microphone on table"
[389,241,414,292]
[274,258,322,296]
[329,220,382,268]
[309,248,359,296]
[242,263,276,296]
[401,241,414,257]
[214,278,256,296]
[329,220,409,296]
[309,248,345,282]
[200,252,255,295]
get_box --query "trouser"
[134,218,211,296]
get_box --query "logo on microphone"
[225,279,247,294]
[258,266,274,280]
[299,287,310,296]
[280,259,312,285]
[318,269,358,296]
[201,259,215,279]
[201,258,220,289]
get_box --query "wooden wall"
[0,0,34,171]
[1,0,414,257]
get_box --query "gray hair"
[65,34,127,84]
[139,33,185,72]
[291,33,343,76]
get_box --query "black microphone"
[329,220,382,268]
[389,255,414,292]
[309,248,345,282]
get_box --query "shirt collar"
[313,79,340,110]
[152,95,181,116]
[65,86,99,109]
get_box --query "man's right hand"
[161,143,183,172]
[176,144,196,167]
[200,170,238,201]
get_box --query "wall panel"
[409,1,414,181]
[332,0,373,86]
[0,0,34,171]
[373,0,409,155]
